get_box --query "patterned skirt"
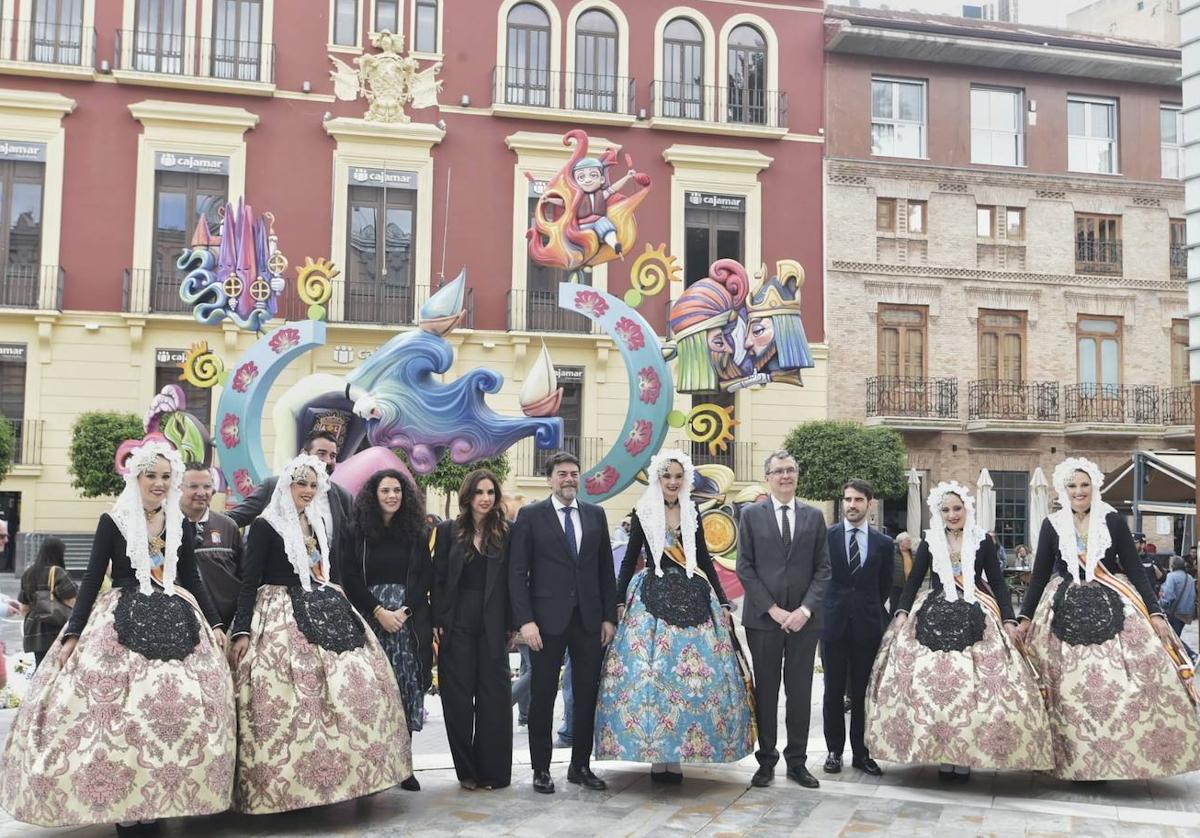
[368,583,424,733]
[866,589,1053,770]
[1025,575,1200,780]
[233,585,412,814]
[594,569,754,764]
[0,587,235,827]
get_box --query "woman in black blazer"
[432,468,513,790]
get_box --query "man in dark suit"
[737,450,831,790]
[822,479,892,777]
[227,431,354,576]
[509,451,618,794]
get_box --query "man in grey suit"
[737,450,831,789]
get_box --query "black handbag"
[31,566,72,634]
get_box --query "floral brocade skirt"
[866,589,1053,770]
[233,584,412,814]
[1024,575,1200,780]
[0,587,236,827]
[369,583,424,733]
[594,570,753,764]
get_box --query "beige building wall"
[1067,0,1180,46]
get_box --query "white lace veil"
[259,453,333,591]
[923,481,985,604]
[110,441,185,596]
[1049,457,1114,583]
[634,448,698,578]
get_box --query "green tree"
[405,450,512,517]
[782,420,907,502]
[69,412,146,498]
[0,414,14,485]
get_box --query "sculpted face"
[707,328,733,355]
[573,167,603,193]
[744,317,775,357]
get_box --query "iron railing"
[491,66,636,114]
[866,376,959,420]
[123,268,191,314]
[510,434,606,478]
[507,289,599,334]
[1063,384,1161,424]
[649,80,788,128]
[1163,385,1194,426]
[5,19,96,67]
[1171,243,1187,280]
[0,264,62,309]
[276,279,471,328]
[690,440,759,483]
[967,380,1060,422]
[4,418,43,466]
[113,30,276,83]
[1074,239,1122,276]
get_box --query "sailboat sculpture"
[520,342,563,417]
[419,268,468,335]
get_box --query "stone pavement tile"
[998,794,1120,821]
[783,796,864,838]
[979,806,1033,837]
[875,781,994,810]
[599,801,683,837]
[1022,813,1074,837]
[936,803,987,832]
[1116,805,1200,830]
[1147,775,1200,813]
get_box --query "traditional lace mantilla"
[923,481,985,604]
[634,448,698,579]
[260,454,333,591]
[109,441,185,596]
[1048,457,1114,584]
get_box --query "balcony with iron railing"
[4,418,44,467]
[648,81,788,130]
[0,264,63,310]
[510,434,607,478]
[1171,244,1187,281]
[1163,385,1194,430]
[2,19,96,69]
[866,376,959,425]
[966,380,1060,426]
[113,29,276,85]
[689,440,760,483]
[491,66,636,117]
[1063,384,1161,428]
[1074,238,1122,276]
[507,289,599,335]
[123,268,190,315]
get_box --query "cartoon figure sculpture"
[115,385,218,488]
[528,129,651,270]
[741,260,814,387]
[329,30,442,123]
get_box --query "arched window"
[662,17,703,120]
[574,9,617,112]
[505,2,551,107]
[726,23,766,124]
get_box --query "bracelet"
[372,605,385,619]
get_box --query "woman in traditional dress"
[228,454,413,813]
[866,481,1051,781]
[342,468,431,791]
[595,449,753,783]
[1018,457,1200,780]
[0,441,235,834]
[431,469,513,790]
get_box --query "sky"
[848,0,1092,28]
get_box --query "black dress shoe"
[115,825,141,837]
[786,766,821,789]
[851,757,883,777]
[400,775,421,791]
[532,770,555,794]
[750,765,774,787]
[823,752,843,774]
[664,769,683,785]
[567,765,607,790]
[650,770,669,784]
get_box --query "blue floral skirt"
[369,583,424,733]
[595,570,754,764]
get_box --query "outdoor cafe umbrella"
[906,468,922,536]
[976,468,996,533]
[1029,467,1050,552]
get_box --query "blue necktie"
[563,506,579,560]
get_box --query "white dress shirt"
[551,495,583,553]
[770,495,797,539]
[844,522,868,570]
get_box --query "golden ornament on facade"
[685,403,738,455]
[630,243,678,297]
[179,341,225,389]
[329,30,443,123]
[295,257,339,306]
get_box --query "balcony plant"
[0,414,13,483]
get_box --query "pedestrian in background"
[1161,555,1197,663]
[17,536,76,669]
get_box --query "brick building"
[823,6,1188,545]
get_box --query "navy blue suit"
[822,522,893,760]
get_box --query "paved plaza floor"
[2,575,1199,837]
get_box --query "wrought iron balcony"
[1171,244,1187,281]
[690,440,759,483]
[507,289,598,335]
[648,81,788,128]
[4,19,96,67]
[967,380,1060,423]
[5,418,44,466]
[1074,238,1122,276]
[0,263,62,310]
[510,435,607,478]
[123,268,190,314]
[866,376,959,420]
[1163,385,1194,427]
[1063,384,1160,425]
[113,30,276,84]
[491,66,636,115]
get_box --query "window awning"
[1103,451,1196,516]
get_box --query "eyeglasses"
[767,467,798,477]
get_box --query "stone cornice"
[831,259,1182,292]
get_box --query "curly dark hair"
[352,469,424,546]
[455,469,508,555]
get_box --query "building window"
[1172,318,1189,388]
[1162,104,1183,180]
[534,373,582,473]
[907,200,927,234]
[0,161,44,309]
[1005,208,1024,240]
[726,24,766,125]
[684,202,744,285]
[0,345,27,463]
[662,17,704,120]
[525,193,590,332]
[574,9,617,112]
[151,171,226,313]
[871,77,926,159]
[504,2,551,107]
[976,206,995,238]
[346,183,417,324]
[876,198,896,232]
[877,304,927,378]
[1077,315,1122,389]
[134,0,186,73]
[991,469,1028,550]
[978,309,1025,382]
[414,0,438,52]
[1171,217,1186,280]
[1068,95,1118,175]
[971,86,1024,166]
[333,0,357,45]
[212,0,263,81]
[375,0,399,32]
[1074,213,1122,275]
[155,349,212,424]
[30,0,85,65]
